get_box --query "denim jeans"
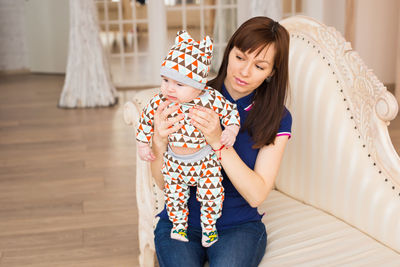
[154,218,267,267]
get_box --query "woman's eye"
[236,55,243,60]
[255,65,264,70]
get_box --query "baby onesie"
[136,87,240,245]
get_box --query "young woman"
[150,16,292,267]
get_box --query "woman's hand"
[153,100,184,148]
[150,100,183,190]
[188,106,222,149]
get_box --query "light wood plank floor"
[0,74,139,267]
[0,74,399,267]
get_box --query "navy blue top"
[158,84,292,230]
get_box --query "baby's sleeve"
[136,93,162,144]
[212,90,240,127]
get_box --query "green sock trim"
[173,229,188,239]
[203,231,218,243]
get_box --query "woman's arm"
[150,133,168,190]
[189,106,289,207]
[218,136,289,207]
[150,101,184,189]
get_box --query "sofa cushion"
[258,190,400,266]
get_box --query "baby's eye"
[163,78,168,82]
[177,83,183,87]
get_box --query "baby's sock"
[170,228,189,242]
[202,227,218,247]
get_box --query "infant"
[136,30,240,247]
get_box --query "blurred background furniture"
[124,15,400,266]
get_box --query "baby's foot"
[171,228,189,242]
[202,230,218,247]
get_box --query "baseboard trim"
[0,69,30,76]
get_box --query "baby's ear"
[204,35,213,46]
[202,36,213,59]
[175,30,194,44]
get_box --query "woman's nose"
[240,62,251,77]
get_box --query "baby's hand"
[137,142,156,161]
[220,125,240,147]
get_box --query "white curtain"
[211,0,237,73]
[211,0,282,73]
[250,0,282,21]
[59,0,117,108]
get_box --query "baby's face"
[160,76,203,103]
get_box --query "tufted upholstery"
[276,16,400,253]
[124,16,400,266]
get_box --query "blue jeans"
[154,218,267,267]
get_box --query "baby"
[136,31,240,247]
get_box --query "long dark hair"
[208,16,290,148]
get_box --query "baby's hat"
[160,30,213,90]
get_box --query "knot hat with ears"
[160,30,213,90]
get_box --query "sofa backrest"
[277,16,400,252]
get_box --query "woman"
[151,16,292,266]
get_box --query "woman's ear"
[265,68,275,82]
[269,68,275,77]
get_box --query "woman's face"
[224,45,276,100]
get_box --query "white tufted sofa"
[124,16,400,266]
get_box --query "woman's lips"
[235,77,248,86]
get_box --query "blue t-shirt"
[157,84,292,230]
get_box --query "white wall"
[0,0,28,71]
[24,0,69,73]
[323,0,346,36]
[354,0,399,84]
[238,0,346,35]
[302,0,324,24]
[302,0,346,35]
[396,12,400,101]
[297,0,399,85]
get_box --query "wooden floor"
[0,74,399,267]
[0,74,139,267]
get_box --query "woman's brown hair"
[207,16,290,148]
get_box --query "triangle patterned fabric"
[161,148,224,245]
[136,89,240,149]
[135,87,239,246]
[160,30,213,90]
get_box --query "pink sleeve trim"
[276,132,291,139]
